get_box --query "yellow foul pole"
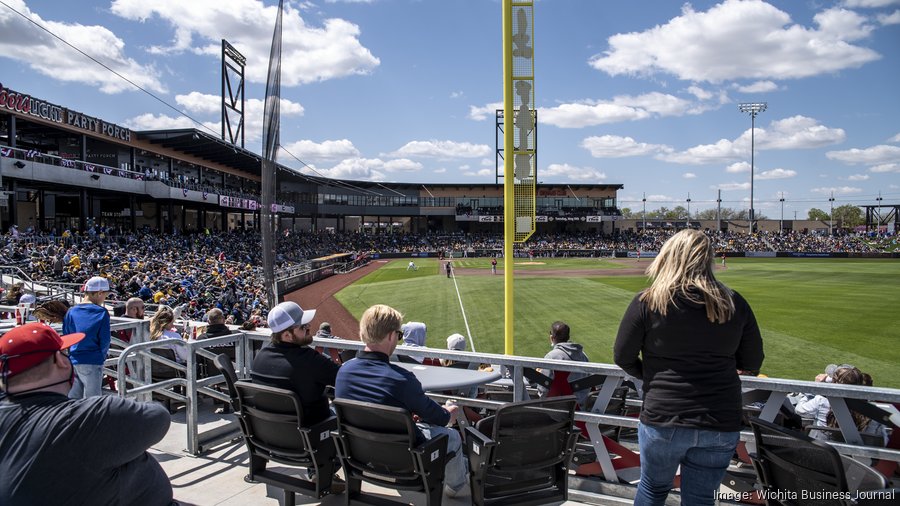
[502,0,515,355]
[502,0,536,355]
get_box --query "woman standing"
[614,229,763,505]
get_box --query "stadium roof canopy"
[135,128,623,191]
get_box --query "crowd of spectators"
[0,227,893,324]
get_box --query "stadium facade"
[0,81,851,236]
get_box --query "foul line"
[449,265,477,353]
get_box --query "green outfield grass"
[334,257,900,388]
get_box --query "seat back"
[750,417,849,504]
[470,396,578,504]
[235,381,312,461]
[150,347,181,380]
[212,353,241,411]
[332,398,419,477]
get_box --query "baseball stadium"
[1,1,899,505]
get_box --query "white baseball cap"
[267,301,316,333]
[82,276,113,293]
[447,333,466,351]
[18,293,36,305]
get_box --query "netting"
[260,0,283,307]
[511,3,535,242]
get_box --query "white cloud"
[124,113,210,130]
[726,162,750,173]
[826,144,900,165]
[589,0,880,83]
[540,92,710,128]
[110,0,379,86]
[543,163,607,182]
[387,140,491,159]
[302,157,422,181]
[449,91,464,99]
[581,135,671,158]
[847,174,870,180]
[757,168,797,179]
[683,172,697,179]
[279,139,359,161]
[735,80,778,93]
[0,0,164,93]
[123,91,303,142]
[888,133,900,143]
[878,10,900,24]
[662,115,844,164]
[870,163,900,172]
[461,168,493,177]
[810,186,864,194]
[842,1,900,8]
[714,182,751,191]
[468,102,502,121]
[433,168,447,174]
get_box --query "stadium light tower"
[738,102,767,234]
[779,192,785,232]
[686,192,691,221]
[829,191,835,235]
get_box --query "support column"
[79,189,88,232]
[8,114,16,148]
[9,180,18,227]
[129,195,137,231]
[37,189,44,231]
[80,135,87,161]
[168,202,174,234]
[156,201,162,232]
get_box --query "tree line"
[619,204,865,227]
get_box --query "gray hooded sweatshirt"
[541,342,590,408]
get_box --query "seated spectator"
[31,300,70,324]
[539,321,591,408]
[398,321,428,364]
[0,323,172,505]
[149,306,189,364]
[314,321,340,362]
[440,333,468,368]
[250,302,338,426]
[795,364,888,444]
[335,304,467,498]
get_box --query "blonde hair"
[149,306,175,341]
[359,304,403,345]
[640,229,734,323]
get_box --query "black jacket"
[614,289,764,432]
[251,341,340,425]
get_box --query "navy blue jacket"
[335,351,450,439]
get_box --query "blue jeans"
[635,422,739,506]
[418,423,468,492]
[68,363,104,398]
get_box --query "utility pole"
[738,102,767,234]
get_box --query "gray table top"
[396,362,501,392]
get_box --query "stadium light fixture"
[686,193,691,221]
[738,102,767,234]
[779,192,785,232]
[829,191,835,235]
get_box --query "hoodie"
[64,303,111,365]
[541,342,590,407]
[399,322,427,363]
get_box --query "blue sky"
[1,0,899,217]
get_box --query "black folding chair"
[749,417,897,505]
[234,381,340,505]
[212,353,241,412]
[332,398,449,506]
[463,396,579,506]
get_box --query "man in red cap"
[0,323,173,505]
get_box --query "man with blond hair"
[335,304,467,498]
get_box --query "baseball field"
[333,257,900,388]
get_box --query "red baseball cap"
[0,323,85,378]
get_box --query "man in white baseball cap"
[251,302,339,426]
